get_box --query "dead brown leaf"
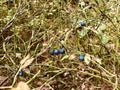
[11,81,30,90]
[0,76,8,85]
[20,54,34,69]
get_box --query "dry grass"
[0,0,120,90]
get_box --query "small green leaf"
[97,24,106,34]
[101,33,109,44]
[29,18,40,26]
[79,28,89,38]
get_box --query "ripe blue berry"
[80,22,86,26]
[59,48,65,54]
[18,71,23,76]
[53,49,59,55]
[79,54,84,61]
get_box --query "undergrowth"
[0,0,120,90]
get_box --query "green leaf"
[98,24,106,31]
[79,28,89,38]
[100,33,110,44]
[29,18,40,26]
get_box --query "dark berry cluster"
[50,48,65,55]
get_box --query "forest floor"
[0,0,120,90]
